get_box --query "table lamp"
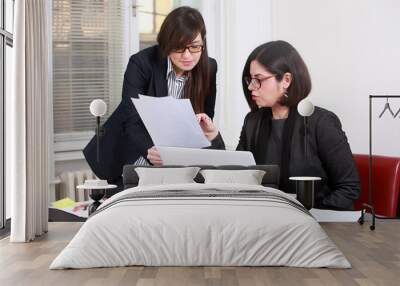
[297,99,315,159]
[82,99,109,215]
[89,99,107,162]
[291,99,318,210]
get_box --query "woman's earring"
[283,88,288,98]
[279,88,289,105]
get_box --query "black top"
[214,106,360,210]
[83,45,218,183]
[265,119,285,165]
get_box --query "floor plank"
[0,221,399,286]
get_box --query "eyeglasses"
[244,75,275,90]
[173,45,204,54]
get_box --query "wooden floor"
[0,221,399,286]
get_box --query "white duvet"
[50,183,351,269]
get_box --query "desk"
[286,193,362,222]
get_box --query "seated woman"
[83,6,219,190]
[198,40,360,210]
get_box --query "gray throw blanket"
[91,188,311,218]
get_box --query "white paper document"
[132,95,211,148]
[157,146,256,166]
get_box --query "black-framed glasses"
[173,45,204,54]
[244,75,275,90]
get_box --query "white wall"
[51,0,400,189]
[271,0,400,156]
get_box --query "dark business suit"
[214,106,360,210]
[83,45,218,184]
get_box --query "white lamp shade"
[297,99,315,117]
[90,99,107,117]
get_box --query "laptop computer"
[157,147,256,166]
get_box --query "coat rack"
[358,95,400,230]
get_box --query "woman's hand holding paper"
[196,113,219,141]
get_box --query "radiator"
[58,170,96,202]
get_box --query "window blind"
[52,0,126,134]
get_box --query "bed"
[50,165,350,269]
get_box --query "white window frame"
[48,0,137,162]
[1,0,15,229]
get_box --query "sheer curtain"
[198,0,272,149]
[10,0,49,242]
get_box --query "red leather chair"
[353,154,400,217]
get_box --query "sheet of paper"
[157,146,255,166]
[49,206,88,218]
[132,95,211,148]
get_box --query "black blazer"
[83,45,218,183]
[216,106,360,210]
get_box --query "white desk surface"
[286,193,360,222]
[310,209,361,222]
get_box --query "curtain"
[10,0,49,242]
[199,0,272,150]
[198,0,263,149]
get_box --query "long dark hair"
[242,40,312,112]
[157,6,209,114]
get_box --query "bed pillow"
[135,167,201,186]
[200,169,266,185]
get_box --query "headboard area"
[122,165,280,189]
